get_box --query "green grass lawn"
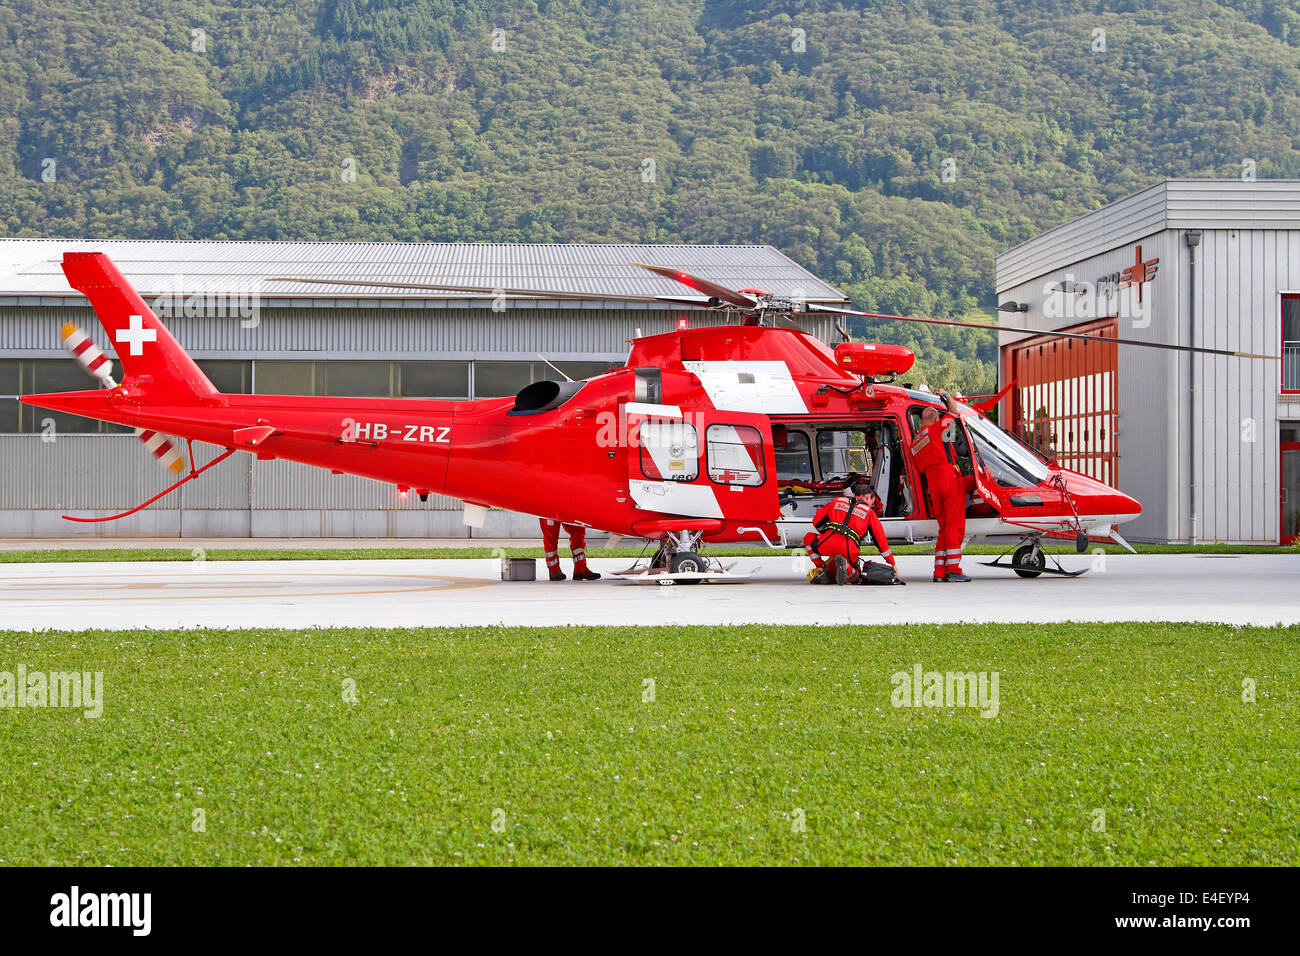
[1,542,1296,563]
[2,624,1296,866]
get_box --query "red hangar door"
[1282,424,1300,545]
[1004,318,1119,486]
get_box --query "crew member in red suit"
[540,518,601,582]
[803,479,898,585]
[910,391,971,582]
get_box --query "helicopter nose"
[1059,470,1142,522]
[1113,489,1142,521]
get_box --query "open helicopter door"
[963,423,1006,514]
[623,403,778,524]
[952,414,1011,516]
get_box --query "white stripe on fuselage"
[682,361,809,414]
[625,402,683,418]
[629,480,724,518]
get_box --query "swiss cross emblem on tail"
[115,314,157,356]
[59,253,217,403]
[1119,245,1159,302]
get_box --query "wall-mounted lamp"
[997,301,1029,313]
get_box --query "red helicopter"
[21,251,1268,581]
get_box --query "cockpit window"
[965,414,1051,488]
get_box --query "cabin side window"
[705,424,766,487]
[773,426,813,483]
[638,420,699,481]
[816,429,870,479]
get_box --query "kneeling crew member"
[911,391,971,582]
[803,479,898,585]
[540,518,601,582]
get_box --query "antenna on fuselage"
[536,353,573,382]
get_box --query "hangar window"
[252,361,470,398]
[28,359,88,394]
[555,361,613,382]
[706,424,765,486]
[324,361,389,397]
[639,420,699,481]
[0,359,130,434]
[255,360,321,395]
[475,362,541,398]
[1284,295,1300,393]
[196,360,251,394]
[473,361,610,398]
[1004,317,1118,484]
[398,362,469,398]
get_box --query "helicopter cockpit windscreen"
[964,414,1051,488]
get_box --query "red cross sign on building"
[1119,245,1159,302]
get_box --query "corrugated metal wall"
[999,223,1300,544]
[1195,229,1298,543]
[997,180,1300,291]
[2,301,836,537]
[997,182,1169,290]
[1,303,834,360]
[4,303,658,361]
[998,231,1183,542]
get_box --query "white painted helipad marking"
[0,554,1296,631]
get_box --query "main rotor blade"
[632,263,758,310]
[804,304,1280,361]
[266,276,714,309]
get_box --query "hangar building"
[0,239,844,538]
[995,179,1300,544]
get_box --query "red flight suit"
[541,519,591,579]
[910,414,967,579]
[803,493,895,583]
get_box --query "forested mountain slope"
[2,0,1298,390]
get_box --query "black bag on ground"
[859,561,896,585]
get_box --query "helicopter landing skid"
[981,538,1088,578]
[610,560,760,585]
[980,555,1087,577]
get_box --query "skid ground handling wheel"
[1011,542,1046,578]
[669,551,705,581]
[646,531,708,584]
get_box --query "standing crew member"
[540,518,601,582]
[803,478,899,585]
[910,391,971,582]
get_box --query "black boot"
[833,555,850,586]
